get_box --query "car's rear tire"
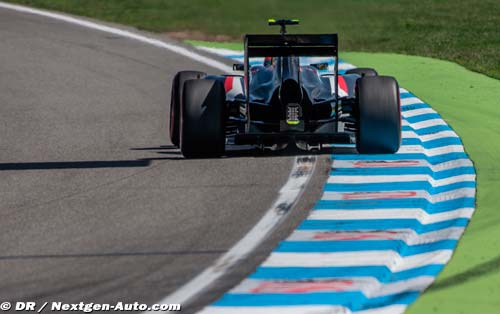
[346,67,378,77]
[356,76,401,154]
[169,71,206,147]
[181,79,226,158]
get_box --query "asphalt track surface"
[0,9,330,312]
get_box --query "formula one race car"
[169,19,401,158]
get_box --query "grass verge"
[344,52,500,314]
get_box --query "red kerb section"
[251,279,354,293]
[342,191,417,200]
[313,231,399,241]
[353,160,421,168]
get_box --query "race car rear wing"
[244,34,338,58]
[243,34,339,80]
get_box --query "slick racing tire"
[181,79,226,158]
[346,67,378,77]
[356,76,401,154]
[169,71,206,147]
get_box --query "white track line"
[0,2,317,312]
[200,305,408,314]
[397,145,464,156]
[263,250,453,270]
[357,305,408,314]
[401,130,458,141]
[401,97,424,106]
[200,306,350,314]
[401,118,448,129]
[402,108,438,118]
[153,157,316,311]
[308,208,474,224]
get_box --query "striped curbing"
[192,47,476,313]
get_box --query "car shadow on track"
[0,145,356,171]
[0,159,153,171]
[0,249,228,260]
[131,144,358,159]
